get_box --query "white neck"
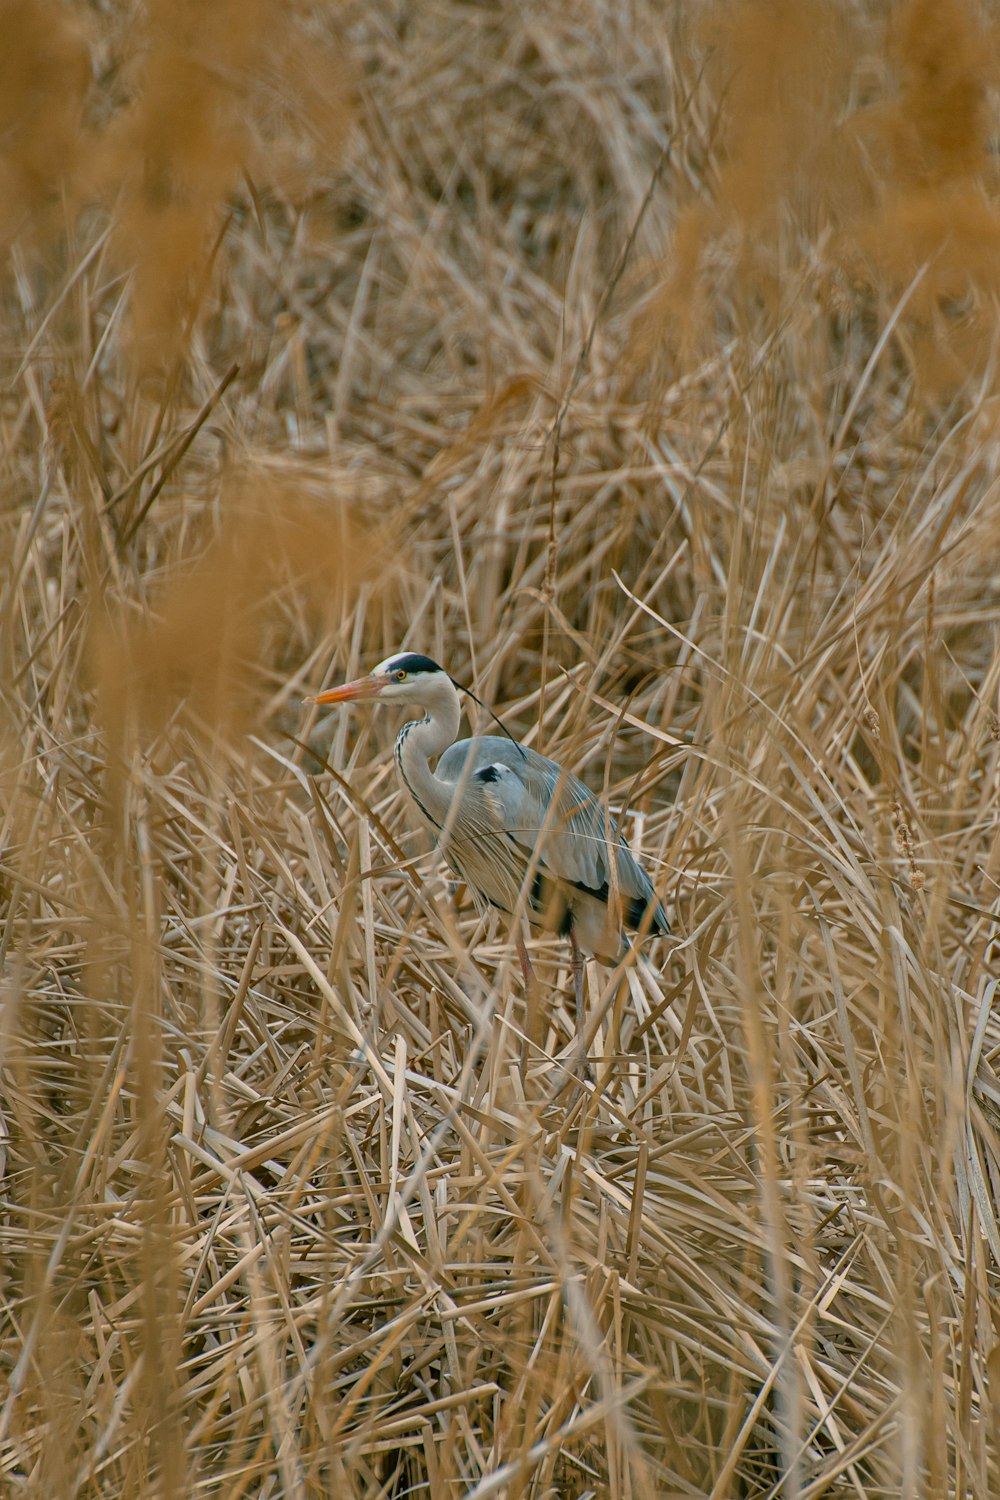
[393,678,461,829]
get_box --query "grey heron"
[311,651,669,1028]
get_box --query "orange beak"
[309,674,385,706]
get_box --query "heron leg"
[570,929,585,1035]
[542,930,587,1104]
[516,936,535,988]
[517,935,541,1069]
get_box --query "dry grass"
[3,1,1000,1495]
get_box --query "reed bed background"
[2,1,1000,1495]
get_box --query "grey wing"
[438,737,605,883]
[430,739,539,915]
[504,747,664,918]
[438,738,666,929]
[500,749,616,892]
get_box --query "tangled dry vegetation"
[3,1,1000,1495]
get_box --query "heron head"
[310,652,451,707]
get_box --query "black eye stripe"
[385,653,442,676]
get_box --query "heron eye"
[394,669,407,681]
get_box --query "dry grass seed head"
[90,461,385,752]
[0,0,91,246]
